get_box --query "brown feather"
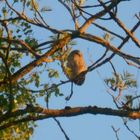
[67,50,87,85]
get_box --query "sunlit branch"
[79,0,122,33]
[0,37,40,57]
[1,105,140,130]
[90,20,140,70]
[0,40,55,53]
[78,33,140,66]
[98,0,140,48]
[0,35,72,86]
[5,0,62,34]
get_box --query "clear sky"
[30,0,140,140]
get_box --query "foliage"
[105,71,137,92]
[0,0,139,140]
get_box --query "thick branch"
[39,106,140,119]
[98,0,140,48]
[88,20,140,71]
[0,35,71,86]
[12,35,71,81]
[79,0,122,33]
[113,16,140,48]
[78,33,140,66]
[0,105,140,130]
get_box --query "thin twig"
[98,0,140,48]
[53,118,70,140]
[123,119,139,139]
[92,22,124,40]
[5,0,61,34]
[111,126,120,140]
[65,82,74,101]
[31,0,49,27]
[87,20,140,71]
[88,48,108,71]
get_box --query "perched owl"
[66,50,87,85]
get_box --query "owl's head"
[73,71,87,85]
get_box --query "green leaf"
[2,7,7,17]
[47,69,59,78]
[40,7,52,12]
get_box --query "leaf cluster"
[105,71,137,92]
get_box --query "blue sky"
[28,0,140,140]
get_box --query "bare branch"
[1,105,140,130]
[123,119,139,139]
[89,20,140,71]
[79,0,122,33]
[98,0,140,48]
[58,0,73,21]
[92,22,124,40]
[111,126,120,140]
[88,48,108,71]
[4,0,61,34]
[78,33,140,66]
[53,118,70,140]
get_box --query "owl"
[66,50,87,85]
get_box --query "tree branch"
[79,0,122,33]
[0,37,40,57]
[1,105,140,130]
[88,20,140,71]
[78,33,140,66]
[98,0,140,48]
[0,34,71,86]
[14,36,70,77]
[5,0,61,34]
[53,118,70,140]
